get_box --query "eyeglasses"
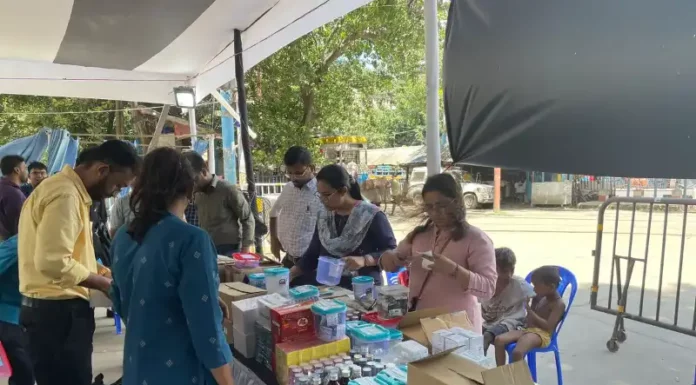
[422,199,455,212]
[315,191,337,201]
[285,168,311,180]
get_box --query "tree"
[246,0,434,167]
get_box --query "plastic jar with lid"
[310,299,347,342]
[248,272,266,289]
[264,267,290,296]
[289,285,320,303]
[316,256,345,286]
[350,324,390,358]
[388,329,403,350]
[351,276,375,302]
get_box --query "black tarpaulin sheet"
[444,0,696,179]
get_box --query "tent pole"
[148,104,170,152]
[234,29,262,253]
[207,134,216,175]
[425,0,441,176]
[189,108,197,148]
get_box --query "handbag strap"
[409,234,453,311]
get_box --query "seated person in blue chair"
[481,247,535,354]
[493,265,565,366]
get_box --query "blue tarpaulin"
[0,129,78,171]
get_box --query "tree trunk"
[300,86,315,127]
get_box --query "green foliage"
[0,0,449,168]
[247,0,445,167]
[0,96,119,144]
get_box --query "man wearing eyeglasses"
[269,147,322,269]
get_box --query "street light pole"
[425,0,441,176]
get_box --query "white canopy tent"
[0,0,371,104]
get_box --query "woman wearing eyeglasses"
[289,164,397,288]
[380,173,496,332]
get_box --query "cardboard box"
[450,327,484,357]
[275,338,351,385]
[408,351,534,385]
[218,256,236,283]
[398,308,475,352]
[258,293,292,320]
[255,321,274,371]
[271,301,316,344]
[231,296,261,334]
[222,318,233,344]
[398,308,449,351]
[233,326,256,359]
[219,282,266,309]
[230,260,282,282]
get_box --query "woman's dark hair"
[495,247,517,271]
[316,164,362,200]
[128,148,195,243]
[408,172,469,241]
[531,265,561,288]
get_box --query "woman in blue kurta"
[110,148,233,385]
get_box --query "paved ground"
[5,207,696,385]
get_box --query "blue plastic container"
[346,320,368,338]
[310,299,347,342]
[289,285,320,303]
[264,267,290,296]
[316,256,345,286]
[248,273,266,289]
[352,276,375,302]
[388,329,403,349]
[351,324,391,357]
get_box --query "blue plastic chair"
[382,267,406,286]
[506,266,577,385]
[114,313,122,335]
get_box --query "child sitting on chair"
[494,265,566,366]
[481,247,535,354]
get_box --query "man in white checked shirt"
[270,147,322,268]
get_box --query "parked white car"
[406,167,494,209]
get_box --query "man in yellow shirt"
[18,140,140,385]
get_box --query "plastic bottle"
[327,371,341,385]
[340,367,351,385]
[350,365,362,380]
[297,376,311,385]
[362,366,372,378]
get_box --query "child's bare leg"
[510,332,543,362]
[483,332,494,355]
[493,330,524,366]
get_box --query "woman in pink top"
[380,173,497,331]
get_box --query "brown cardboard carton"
[397,308,450,351]
[218,282,266,309]
[217,255,236,283]
[408,350,534,385]
[230,260,282,282]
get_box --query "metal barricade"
[591,197,696,353]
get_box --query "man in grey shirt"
[184,152,254,255]
[108,191,135,238]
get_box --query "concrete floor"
[4,207,696,385]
